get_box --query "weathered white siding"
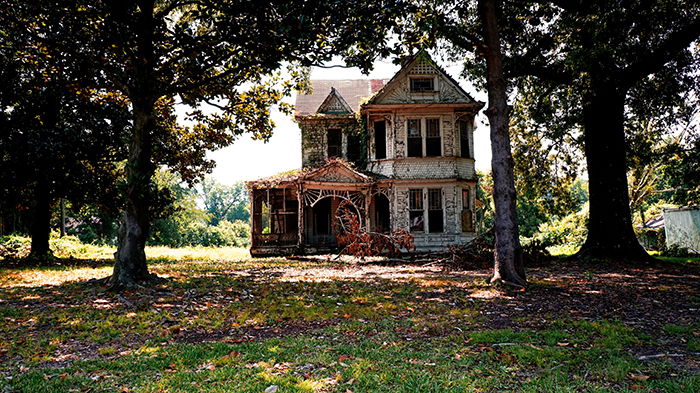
[391,182,477,250]
[664,207,700,253]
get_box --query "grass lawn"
[1,248,698,392]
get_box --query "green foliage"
[533,203,589,250]
[149,173,250,248]
[0,235,31,259]
[200,179,250,225]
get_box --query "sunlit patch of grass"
[2,245,698,392]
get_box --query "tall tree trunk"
[109,0,157,289]
[29,178,53,260]
[577,81,651,261]
[59,198,65,237]
[478,0,526,287]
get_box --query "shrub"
[533,203,588,249]
[0,235,31,259]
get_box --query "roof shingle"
[295,79,386,116]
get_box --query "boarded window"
[407,119,422,157]
[459,120,471,158]
[410,77,434,92]
[374,120,386,159]
[428,188,443,233]
[408,189,424,232]
[461,188,473,232]
[426,118,441,156]
[327,129,342,158]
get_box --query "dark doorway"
[373,194,390,233]
[314,197,331,235]
[374,121,386,159]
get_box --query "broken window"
[374,120,386,159]
[428,188,443,233]
[459,119,471,158]
[408,189,424,232]
[327,128,342,158]
[410,77,434,92]
[407,119,422,157]
[425,118,441,156]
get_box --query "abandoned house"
[247,52,484,256]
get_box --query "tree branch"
[621,18,700,87]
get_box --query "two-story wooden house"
[247,52,484,256]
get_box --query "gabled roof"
[295,79,386,116]
[247,159,373,189]
[364,51,480,106]
[303,159,372,183]
[316,87,353,114]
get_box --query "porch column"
[296,183,304,246]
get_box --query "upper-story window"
[426,118,441,156]
[374,120,386,160]
[407,119,422,157]
[407,118,442,158]
[410,77,435,92]
[458,119,471,158]
[327,128,342,158]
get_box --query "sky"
[206,58,492,185]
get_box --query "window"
[409,189,424,232]
[425,118,441,156]
[461,188,473,232]
[459,119,471,158]
[347,132,361,163]
[374,120,386,159]
[428,189,443,233]
[327,129,342,158]
[410,77,434,92]
[407,119,422,157]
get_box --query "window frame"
[425,118,441,157]
[427,188,444,233]
[458,119,471,158]
[406,118,423,158]
[409,77,435,92]
[408,188,425,232]
[373,120,387,160]
[407,187,445,233]
[326,128,343,159]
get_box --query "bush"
[0,232,112,260]
[533,203,588,249]
[0,235,31,259]
[150,219,250,248]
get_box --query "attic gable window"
[410,77,434,92]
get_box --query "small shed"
[663,206,700,253]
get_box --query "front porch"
[247,160,387,257]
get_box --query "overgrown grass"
[1,247,698,392]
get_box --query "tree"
[200,179,249,226]
[71,0,409,288]
[478,0,526,286]
[0,1,129,260]
[498,1,700,261]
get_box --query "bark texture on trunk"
[29,178,53,259]
[577,80,651,261]
[478,0,526,287]
[109,0,158,289]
